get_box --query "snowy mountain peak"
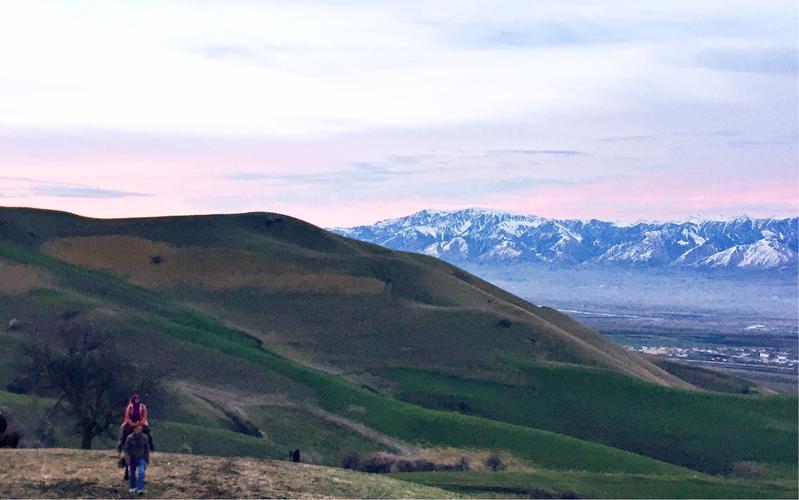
[332,210,798,271]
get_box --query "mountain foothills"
[0,207,796,498]
[332,209,799,270]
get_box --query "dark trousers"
[118,425,154,452]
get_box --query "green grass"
[2,213,796,499]
[155,421,283,459]
[650,358,758,394]
[379,366,798,475]
[0,391,282,459]
[399,470,799,499]
[140,306,685,475]
[243,405,392,465]
[0,332,26,387]
[0,241,686,476]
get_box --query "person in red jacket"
[117,394,154,453]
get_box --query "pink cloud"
[489,172,799,222]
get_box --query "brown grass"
[417,448,533,473]
[0,448,452,498]
[43,236,384,294]
[0,260,52,294]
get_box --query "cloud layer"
[0,1,796,226]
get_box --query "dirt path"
[174,380,420,457]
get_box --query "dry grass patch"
[0,448,452,498]
[43,235,384,294]
[419,448,534,472]
[0,260,52,294]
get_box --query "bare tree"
[21,321,161,450]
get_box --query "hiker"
[121,424,150,495]
[118,394,154,453]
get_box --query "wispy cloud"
[0,177,148,199]
[486,149,589,156]
[597,130,742,143]
[694,46,798,75]
[195,45,254,60]
[31,185,148,198]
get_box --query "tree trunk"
[80,428,94,450]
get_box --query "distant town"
[625,345,799,373]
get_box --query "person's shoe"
[129,488,135,494]
[137,490,144,496]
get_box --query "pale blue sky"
[0,1,796,225]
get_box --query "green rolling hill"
[0,207,795,498]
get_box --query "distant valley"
[333,209,799,388]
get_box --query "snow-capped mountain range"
[332,209,799,270]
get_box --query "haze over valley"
[334,209,799,389]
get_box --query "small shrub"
[435,456,471,472]
[498,318,512,328]
[342,452,437,473]
[485,452,505,471]
[341,452,361,470]
[359,453,393,473]
[404,459,435,472]
[6,376,33,394]
[263,217,283,228]
[730,461,767,479]
[59,310,79,321]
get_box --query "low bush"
[341,452,455,473]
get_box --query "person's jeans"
[129,458,147,491]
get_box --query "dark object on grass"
[7,375,33,395]
[60,310,79,321]
[264,217,283,228]
[150,255,163,265]
[291,449,301,463]
[485,452,505,471]
[0,412,20,449]
[0,431,20,448]
[341,452,361,470]
[498,318,512,328]
[7,318,22,331]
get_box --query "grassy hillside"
[0,207,795,498]
[0,449,452,498]
[401,470,798,499]
[379,366,797,474]
[0,207,688,388]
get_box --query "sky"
[0,1,797,227]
